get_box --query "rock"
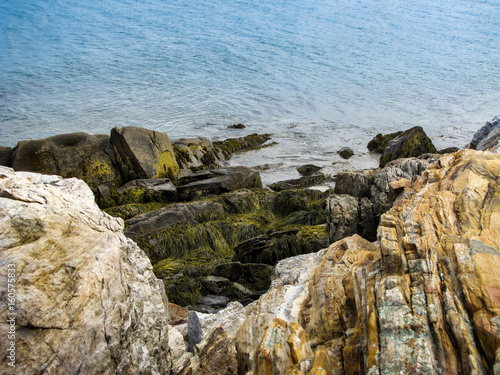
[170,303,189,325]
[197,295,229,308]
[188,311,202,353]
[0,167,170,374]
[297,164,322,176]
[367,131,402,153]
[110,126,179,181]
[338,147,354,159]
[227,123,246,129]
[214,133,272,159]
[124,200,225,238]
[9,132,122,207]
[211,262,242,282]
[211,262,274,293]
[115,178,177,204]
[438,147,460,154]
[177,167,262,200]
[268,175,327,191]
[379,126,437,167]
[335,170,374,198]
[176,149,500,374]
[173,137,221,170]
[469,115,500,151]
[0,146,13,166]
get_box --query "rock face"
[175,149,500,374]
[111,126,180,181]
[379,126,437,167]
[0,167,171,374]
[470,115,500,151]
[0,146,13,166]
[9,132,122,206]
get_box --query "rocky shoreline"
[1,115,499,374]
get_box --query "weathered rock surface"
[173,137,222,170]
[174,149,500,374]
[379,126,437,167]
[111,126,180,181]
[115,178,177,204]
[469,114,500,151]
[0,146,13,166]
[9,132,122,207]
[338,147,354,159]
[0,167,171,374]
[268,175,327,191]
[177,167,262,200]
[297,164,322,176]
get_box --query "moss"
[154,150,180,180]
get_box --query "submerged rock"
[175,149,500,374]
[0,167,170,374]
[338,147,354,159]
[297,164,322,176]
[367,130,402,153]
[469,114,500,151]
[379,126,437,167]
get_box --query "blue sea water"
[1,0,499,182]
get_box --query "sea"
[1,0,499,185]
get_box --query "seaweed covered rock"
[110,126,180,181]
[177,167,262,200]
[0,167,170,374]
[338,147,354,159]
[115,178,177,205]
[379,126,437,167]
[10,132,122,207]
[367,130,402,153]
[268,175,327,191]
[469,114,500,151]
[173,137,222,170]
[214,133,272,159]
[297,164,321,176]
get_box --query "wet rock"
[0,167,170,374]
[379,126,437,167]
[227,123,246,129]
[211,262,242,282]
[115,178,177,204]
[214,133,272,159]
[469,115,500,151]
[297,164,322,176]
[178,167,262,200]
[124,200,225,238]
[211,262,274,292]
[367,131,402,153]
[0,146,13,166]
[173,137,221,170]
[268,175,327,191]
[188,311,202,353]
[110,126,179,181]
[9,132,122,207]
[338,147,354,159]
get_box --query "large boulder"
[0,146,13,166]
[110,126,180,182]
[469,115,500,151]
[379,126,437,167]
[9,132,121,207]
[0,167,171,374]
[175,149,500,374]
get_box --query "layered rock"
[175,149,500,374]
[0,167,171,374]
[469,115,500,151]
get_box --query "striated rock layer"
[178,149,500,374]
[0,167,171,374]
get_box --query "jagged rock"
[0,146,13,166]
[297,164,322,176]
[0,167,170,374]
[188,311,202,353]
[469,115,500,151]
[115,178,177,204]
[268,175,327,191]
[9,132,122,207]
[367,131,402,153]
[335,170,374,198]
[177,167,262,200]
[175,149,500,374]
[124,200,225,238]
[338,147,354,159]
[379,126,437,167]
[110,126,180,181]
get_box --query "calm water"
[1,0,499,183]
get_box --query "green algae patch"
[154,150,180,180]
[367,131,402,153]
[105,202,167,221]
[214,133,272,159]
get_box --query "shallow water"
[1,0,499,183]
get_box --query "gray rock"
[335,170,374,198]
[0,167,170,374]
[187,311,202,353]
[297,164,322,176]
[124,200,225,238]
[178,166,262,200]
[268,175,327,191]
[197,295,229,307]
[338,147,354,159]
[469,115,500,151]
[116,178,177,204]
[379,126,437,167]
[0,146,13,166]
[326,194,360,243]
[110,126,179,181]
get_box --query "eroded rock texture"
[0,167,171,374]
[177,149,500,374]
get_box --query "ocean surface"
[1,0,499,184]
